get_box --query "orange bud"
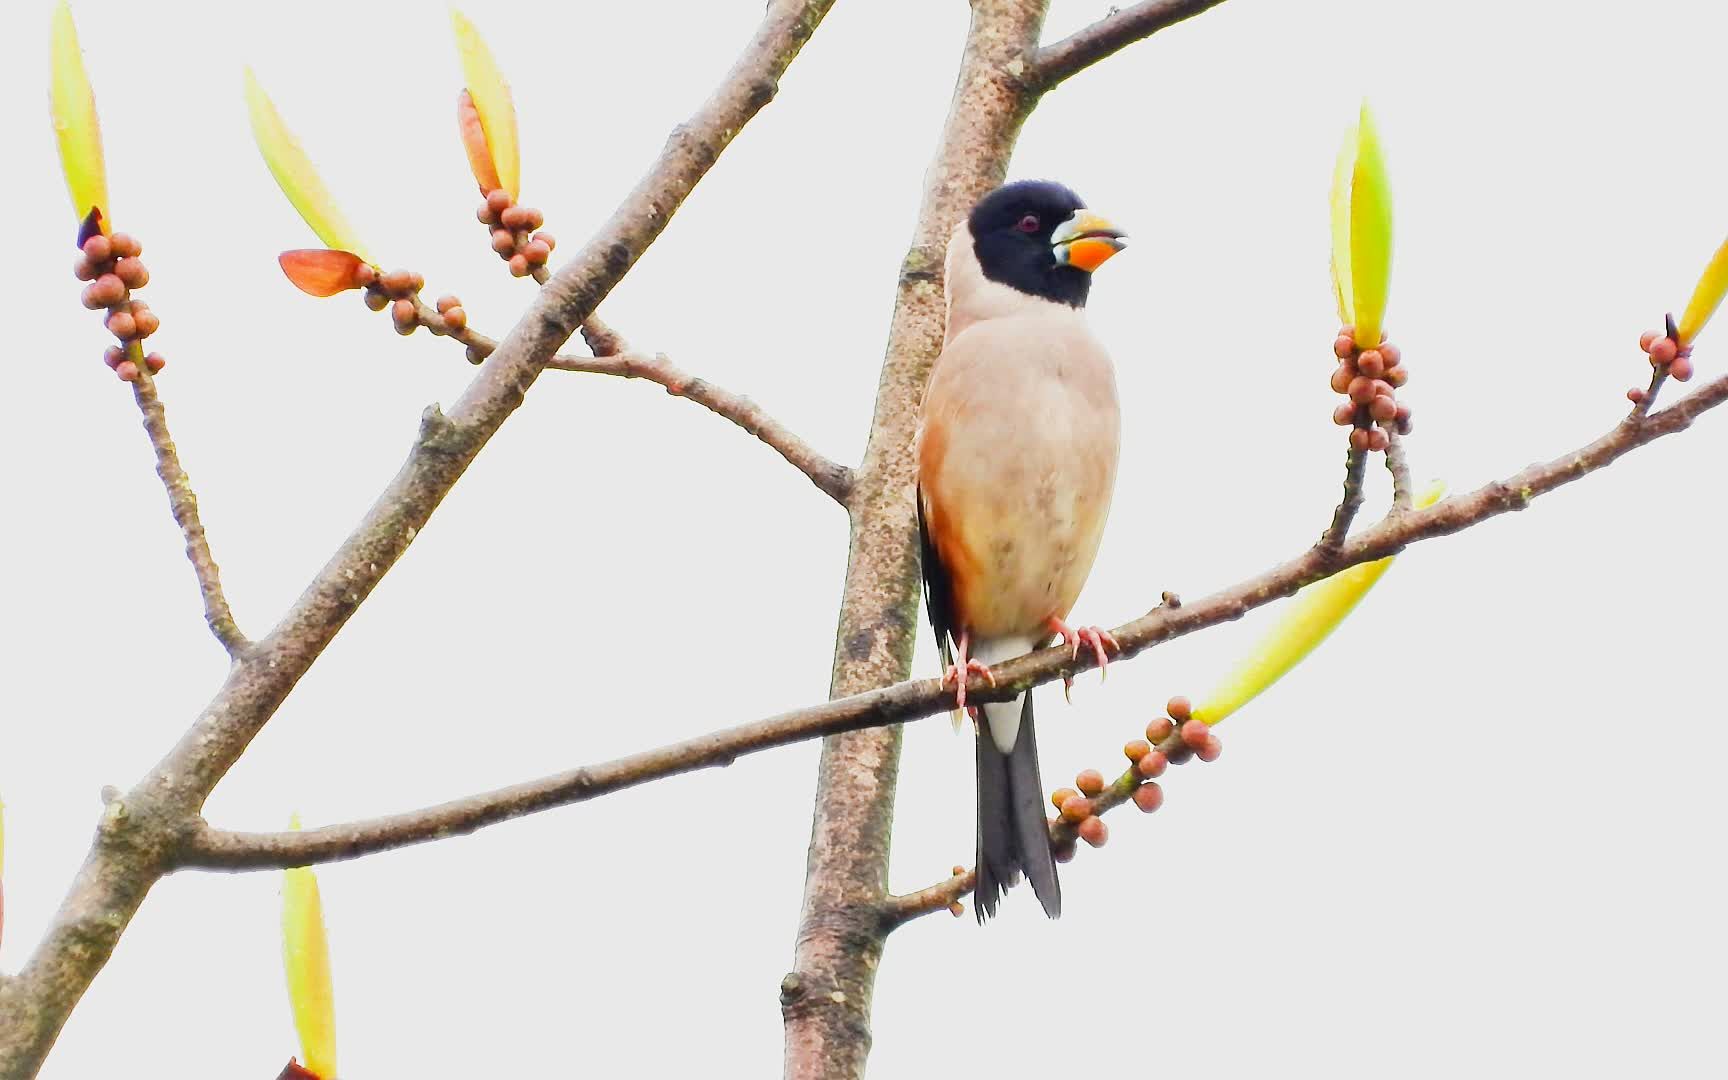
[1050,787,1079,811]
[1180,719,1210,751]
[278,249,367,298]
[1075,769,1105,796]
[1058,794,1092,822]
[1136,751,1167,778]
[1132,783,1164,813]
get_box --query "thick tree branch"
[129,366,248,657]
[415,300,853,504]
[783,4,1053,1077]
[1031,0,1231,87]
[173,370,1728,881]
[0,5,835,1075]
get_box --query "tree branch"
[782,3,1054,1076]
[1318,440,1368,550]
[414,300,853,504]
[129,366,248,657]
[1382,425,1414,512]
[171,368,1728,881]
[1031,0,1232,87]
[0,4,836,1074]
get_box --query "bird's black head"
[967,179,1126,308]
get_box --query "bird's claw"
[943,657,997,710]
[1046,616,1121,700]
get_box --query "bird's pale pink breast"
[918,308,1119,638]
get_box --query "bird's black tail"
[974,693,1061,922]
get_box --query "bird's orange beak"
[1052,209,1126,273]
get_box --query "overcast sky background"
[4,1,1727,1076]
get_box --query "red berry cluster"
[1627,322,1695,405]
[476,190,555,278]
[1046,696,1220,861]
[1328,326,1411,452]
[74,232,165,381]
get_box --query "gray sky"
[4,1,1725,1076]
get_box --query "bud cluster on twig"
[1328,325,1411,451]
[476,189,555,279]
[1043,695,1221,865]
[73,224,165,381]
[362,268,424,335]
[1628,316,1697,407]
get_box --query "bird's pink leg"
[942,629,997,710]
[1045,615,1121,701]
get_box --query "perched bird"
[916,179,1126,922]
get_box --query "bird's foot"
[1045,616,1120,702]
[943,658,997,710]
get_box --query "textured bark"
[781,4,1050,1077]
[0,4,834,1075]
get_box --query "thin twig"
[179,367,1728,873]
[1382,425,1413,513]
[412,301,853,504]
[1031,0,1232,87]
[129,365,248,657]
[1319,438,1368,550]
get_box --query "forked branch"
[179,368,1728,871]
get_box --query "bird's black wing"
[916,485,956,674]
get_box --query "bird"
[916,179,1126,922]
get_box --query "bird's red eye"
[1016,213,1041,233]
